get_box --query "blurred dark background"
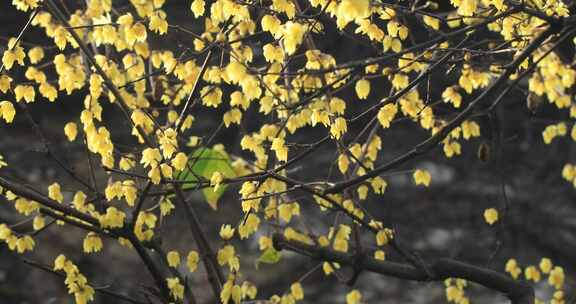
[0,1,575,303]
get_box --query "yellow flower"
[542,123,566,144]
[338,154,349,174]
[187,250,199,272]
[53,26,68,50]
[148,166,161,184]
[548,266,565,289]
[33,215,45,230]
[64,122,78,141]
[190,0,205,18]
[377,103,397,128]
[333,224,351,252]
[383,36,402,53]
[371,177,387,194]
[329,97,346,115]
[376,230,390,246]
[261,15,282,37]
[99,207,126,229]
[217,245,236,266]
[219,224,235,240]
[272,0,296,18]
[226,61,247,85]
[105,181,123,201]
[355,79,370,100]
[39,83,57,102]
[167,250,180,268]
[48,182,64,203]
[483,208,498,225]
[461,121,480,140]
[158,128,178,159]
[445,285,463,302]
[524,265,541,282]
[238,213,260,239]
[357,184,369,200]
[0,75,12,93]
[160,198,175,216]
[290,282,304,300]
[54,254,67,271]
[346,290,362,304]
[149,11,168,34]
[263,44,284,63]
[442,86,462,108]
[423,15,440,30]
[223,108,243,127]
[126,22,148,45]
[278,202,300,223]
[0,101,16,123]
[14,85,35,103]
[374,250,386,260]
[539,258,552,274]
[330,117,347,139]
[455,0,477,16]
[12,0,41,11]
[171,152,188,171]
[283,22,306,55]
[201,87,223,107]
[122,180,137,206]
[73,191,87,210]
[505,259,521,279]
[413,169,431,187]
[210,171,224,192]
[391,73,409,89]
[160,163,173,179]
[28,47,44,64]
[2,47,25,70]
[14,198,39,215]
[322,262,336,275]
[166,277,184,300]
[271,137,288,162]
[141,148,162,168]
[443,140,461,158]
[336,0,370,29]
[15,235,35,253]
[74,285,95,304]
[83,232,103,253]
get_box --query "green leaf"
[178,147,236,209]
[256,247,281,269]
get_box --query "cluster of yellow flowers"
[445,278,469,304]
[134,211,156,241]
[98,206,126,229]
[139,145,189,184]
[0,223,35,253]
[220,275,257,304]
[54,255,95,304]
[528,48,576,190]
[506,258,566,303]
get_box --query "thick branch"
[128,235,171,303]
[0,176,99,226]
[273,234,533,304]
[173,185,225,298]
